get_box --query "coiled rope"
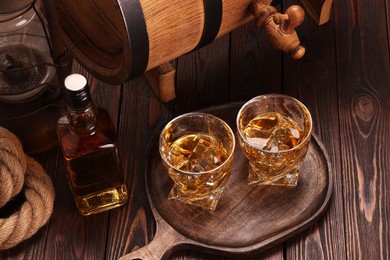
[0,126,54,250]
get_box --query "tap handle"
[274,5,305,34]
[250,1,306,59]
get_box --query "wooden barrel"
[54,0,261,84]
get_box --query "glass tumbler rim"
[159,112,236,175]
[236,93,313,154]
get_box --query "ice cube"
[198,149,222,171]
[168,143,192,166]
[244,113,282,150]
[263,127,291,151]
[290,127,300,139]
[188,136,208,162]
[246,137,269,150]
[245,115,279,139]
[175,158,191,171]
[191,163,205,172]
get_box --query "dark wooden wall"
[1,0,389,259]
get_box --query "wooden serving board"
[120,103,333,260]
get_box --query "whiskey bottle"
[57,73,128,216]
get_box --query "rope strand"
[0,127,54,250]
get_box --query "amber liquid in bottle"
[57,74,128,216]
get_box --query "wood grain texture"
[333,0,390,259]
[230,20,282,100]
[387,0,390,52]
[55,0,127,79]
[144,63,176,102]
[282,0,346,259]
[141,0,204,70]
[249,2,306,59]
[175,35,230,114]
[1,0,390,259]
[218,0,255,37]
[143,0,258,70]
[300,0,333,25]
[104,75,173,259]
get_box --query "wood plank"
[387,0,390,51]
[164,29,231,260]
[281,0,347,259]
[230,20,282,101]
[104,76,172,259]
[229,3,284,260]
[175,35,230,114]
[43,155,109,259]
[333,0,390,258]
[229,5,284,260]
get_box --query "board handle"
[250,0,305,59]
[119,217,189,260]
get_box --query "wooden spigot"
[250,1,305,59]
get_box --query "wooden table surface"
[1,0,389,259]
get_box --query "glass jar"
[0,0,65,154]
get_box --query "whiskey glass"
[236,94,312,186]
[159,112,235,211]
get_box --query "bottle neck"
[63,81,97,136]
[66,103,97,136]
